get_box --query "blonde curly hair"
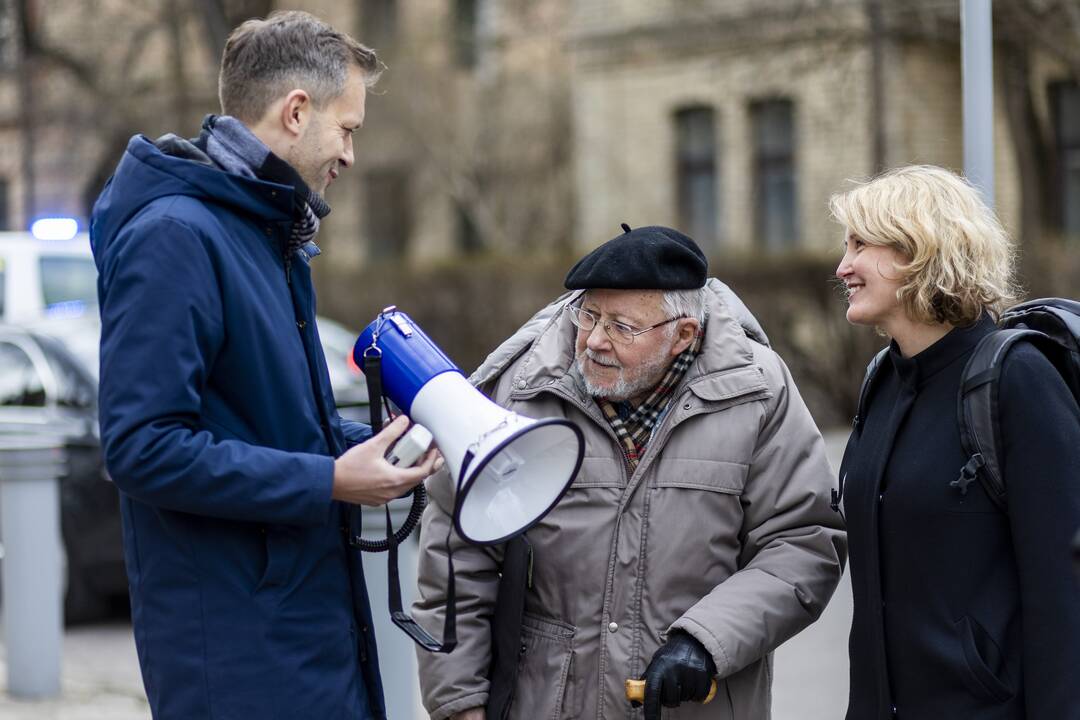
[829,165,1018,326]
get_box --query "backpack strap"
[955,328,1045,513]
[855,348,890,433]
[832,347,889,514]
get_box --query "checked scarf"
[597,323,705,470]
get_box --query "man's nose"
[586,323,612,351]
[340,136,355,168]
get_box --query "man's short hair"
[829,164,1017,326]
[218,10,381,124]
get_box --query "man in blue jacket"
[91,11,437,719]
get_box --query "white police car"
[0,219,97,324]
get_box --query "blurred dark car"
[0,322,124,623]
[0,316,369,623]
[315,315,370,420]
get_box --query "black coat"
[841,315,1080,720]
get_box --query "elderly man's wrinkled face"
[573,289,694,403]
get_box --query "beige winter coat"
[413,280,847,720]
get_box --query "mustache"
[581,348,621,368]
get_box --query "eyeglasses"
[565,304,683,345]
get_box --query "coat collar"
[888,313,996,388]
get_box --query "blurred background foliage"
[1,0,1079,427]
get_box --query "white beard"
[575,341,674,402]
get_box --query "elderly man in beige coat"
[413,225,846,720]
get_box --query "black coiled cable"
[349,485,427,552]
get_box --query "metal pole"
[13,0,37,228]
[0,436,66,699]
[961,0,995,206]
[867,0,887,173]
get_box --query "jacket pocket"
[652,458,747,494]
[255,525,297,591]
[507,613,577,720]
[956,616,1014,703]
[572,456,627,489]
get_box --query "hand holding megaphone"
[331,415,442,506]
[355,308,583,545]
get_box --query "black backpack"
[844,298,1080,513]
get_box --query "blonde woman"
[831,165,1080,719]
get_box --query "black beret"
[564,223,708,290]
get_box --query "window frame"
[673,105,720,248]
[750,97,798,251]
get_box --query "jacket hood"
[90,134,295,264]
[470,278,771,394]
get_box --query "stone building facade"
[0,0,1077,264]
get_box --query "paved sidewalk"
[0,622,150,720]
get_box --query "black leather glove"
[637,631,717,720]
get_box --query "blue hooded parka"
[91,134,385,719]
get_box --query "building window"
[364,169,410,260]
[362,0,397,48]
[751,99,797,251]
[455,0,478,69]
[1051,81,1080,238]
[674,106,718,248]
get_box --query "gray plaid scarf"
[200,115,330,258]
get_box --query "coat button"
[517,379,527,389]
[608,622,619,633]
[297,320,307,330]
[683,402,691,410]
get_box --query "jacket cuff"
[304,453,337,525]
[427,692,489,720]
[669,615,733,678]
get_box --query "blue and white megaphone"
[355,308,584,546]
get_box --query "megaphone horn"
[355,308,584,546]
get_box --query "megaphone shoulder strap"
[361,348,458,654]
[385,503,459,653]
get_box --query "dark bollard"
[0,435,66,699]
